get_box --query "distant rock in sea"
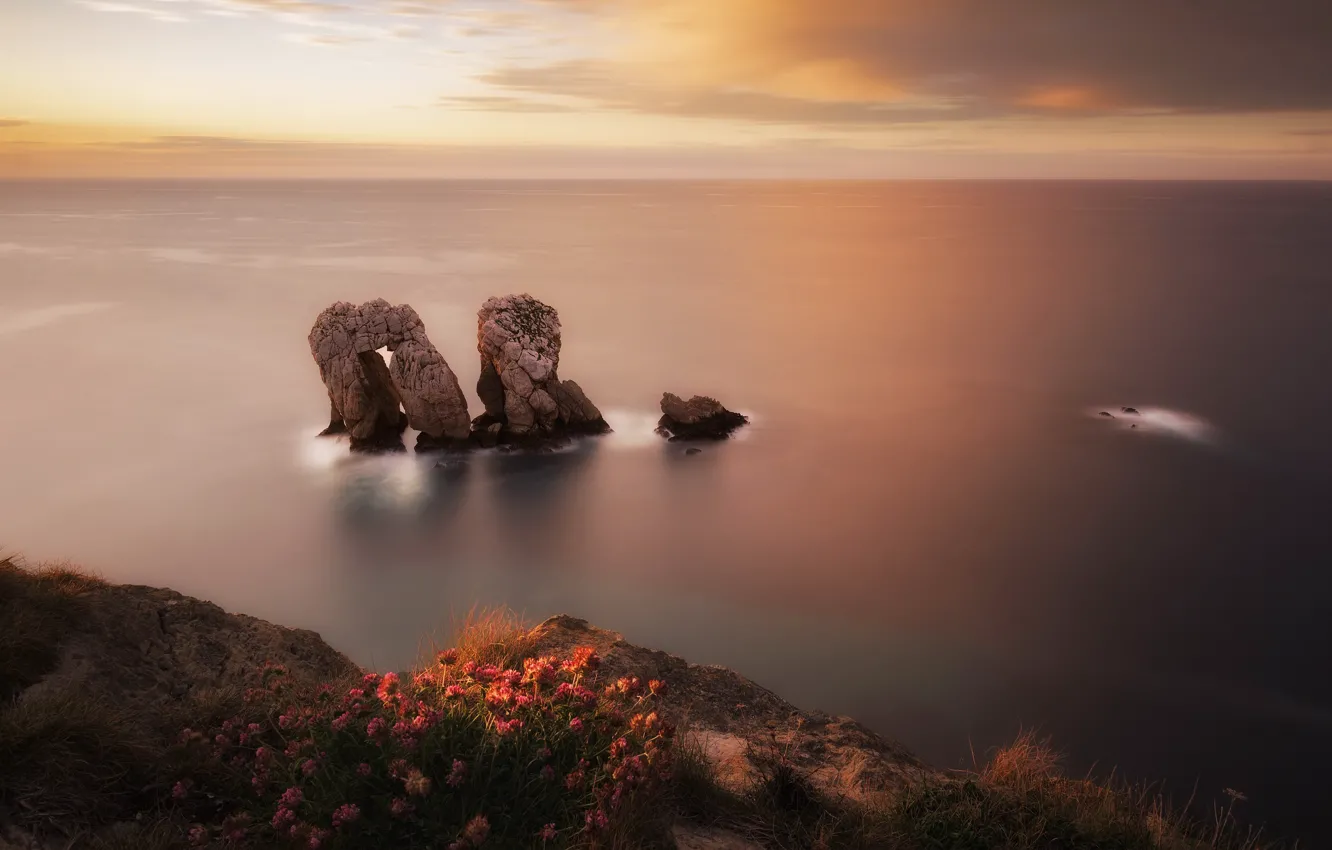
[656,393,749,441]
[309,295,611,455]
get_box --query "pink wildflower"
[171,780,191,800]
[462,814,490,845]
[495,718,524,735]
[568,717,584,733]
[188,825,208,846]
[366,717,387,739]
[307,828,331,849]
[404,768,432,797]
[446,759,467,788]
[279,786,304,808]
[585,809,609,832]
[271,807,297,831]
[301,758,318,777]
[390,797,415,818]
[445,684,467,699]
[356,762,372,777]
[376,672,400,702]
[412,670,438,689]
[438,648,460,665]
[610,737,630,758]
[331,803,361,829]
[523,656,558,686]
[278,714,295,730]
[362,673,381,688]
[539,823,557,842]
[331,712,352,732]
[346,687,366,701]
[254,745,272,764]
[460,660,478,677]
[410,715,429,733]
[566,646,600,673]
[648,679,667,697]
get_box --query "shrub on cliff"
[172,647,675,849]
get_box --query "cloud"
[285,32,368,46]
[76,1,188,22]
[516,0,1332,119]
[0,120,29,129]
[438,94,581,114]
[476,60,1000,126]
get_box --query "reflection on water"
[2,181,1331,840]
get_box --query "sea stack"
[475,294,609,444]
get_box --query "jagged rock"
[308,300,470,452]
[1122,406,1141,415]
[656,393,749,441]
[475,295,609,441]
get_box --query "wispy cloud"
[284,32,368,46]
[0,119,30,129]
[439,94,579,113]
[76,1,188,22]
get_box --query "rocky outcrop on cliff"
[308,300,471,452]
[15,582,356,716]
[475,295,609,441]
[657,393,750,441]
[527,615,932,801]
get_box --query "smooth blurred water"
[2,180,1330,839]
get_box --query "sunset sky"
[2,0,1331,177]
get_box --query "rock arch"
[309,300,470,452]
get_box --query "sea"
[1,180,1330,840]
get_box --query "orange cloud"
[1018,86,1115,112]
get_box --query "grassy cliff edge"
[0,557,1282,850]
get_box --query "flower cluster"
[172,643,673,848]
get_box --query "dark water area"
[2,180,1330,840]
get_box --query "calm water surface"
[2,181,1330,839]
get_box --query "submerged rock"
[309,300,470,452]
[475,295,610,444]
[656,393,749,441]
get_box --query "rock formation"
[309,300,471,453]
[475,295,609,442]
[656,393,749,441]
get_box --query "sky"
[1,0,1331,178]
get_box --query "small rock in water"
[1099,411,1114,418]
[656,393,749,441]
[1130,423,1137,429]
[1122,406,1140,415]
[685,447,703,455]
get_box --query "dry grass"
[428,604,539,670]
[0,556,105,700]
[666,730,1288,850]
[0,689,164,835]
